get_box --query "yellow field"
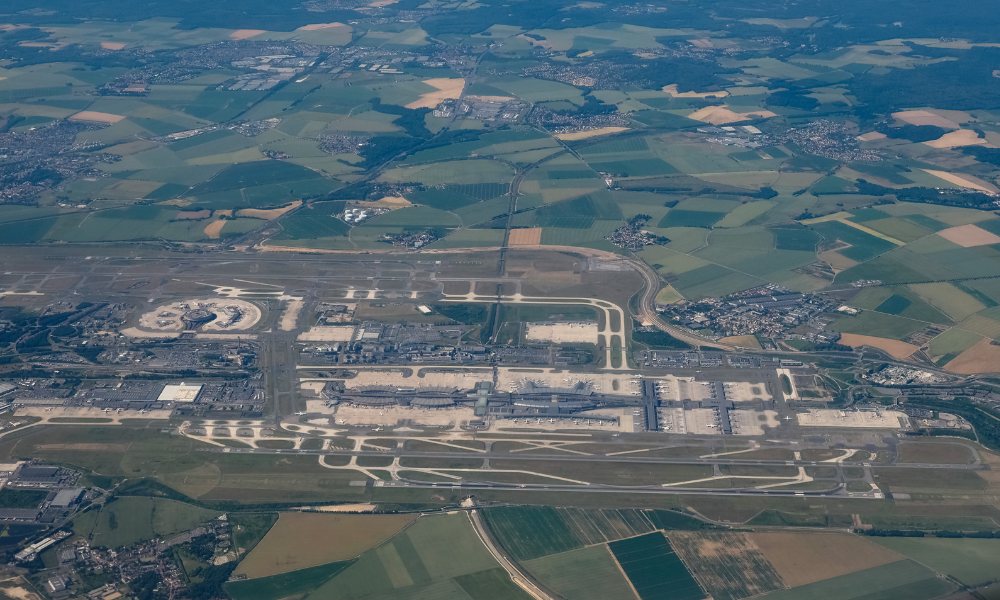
[936,224,1000,247]
[69,110,125,124]
[687,105,776,125]
[719,335,762,349]
[922,169,999,194]
[203,220,226,239]
[818,249,858,273]
[230,29,265,40]
[945,337,1000,374]
[297,22,349,31]
[800,211,853,225]
[836,219,905,246]
[234,512,415,579]
[892,109,962,129]
[654,285,684,305]
[838,333,918,359]
[750,531,903,587]
[857,131,887,142]
[236,200,303,220]
[406,78,465,109]
[508,227,543,246]
[924,129,990,148]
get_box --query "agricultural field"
[2,1,1000,597]
[294,512,529,600]
[226,560,354,600]
[608,532,705,600]
[872,538,1000,587]
[481,505,710,561]
[233,512,415,578]
[523,545,635,600]
[752,531,900,583]
[758,560,954,600]
[226,512,531,600]
[669,532,784,600]
[0,0,997,357]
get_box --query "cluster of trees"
[903,395,1000,452]
[862,528,1000,538]
[856,180,999,211]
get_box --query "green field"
[523,545,635,600]
[272,203,350,241]
[609,532,704,600]
[760,560,953,600]
[225,560,354,600]
[873,538,1000,586]
[810,220,898,261]
[829,310,925,340]
[659,209,726,229]
[482,506,709,561]
[72,496,221,548]
[304,513,530,599]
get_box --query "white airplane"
[295,411,307,416]
[372,426,383,432]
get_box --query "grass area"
[759,560,953,600]
[72,496,220,549]
[0,425,371,504]
[895,442,976,465]
[874,468,987,493]
[779,374,793,395]
[609,532,704,600]
[488,459,711,486]
[230,512,277,557]
[829,310,925,340]
[873,538,1000,586]
[523,545,635,600]
[272,202,349,240]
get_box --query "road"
[622,254,733,351]
[439,290,631,370]
[468,509,555,600]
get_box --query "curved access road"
[256,241,731,351]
